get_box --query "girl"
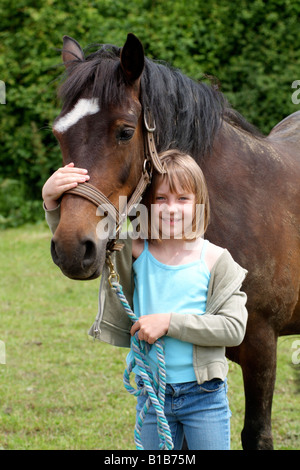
[43,150,248,451]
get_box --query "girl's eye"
[178,193,194,201]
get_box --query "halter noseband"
[65,110,166,252]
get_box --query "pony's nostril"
[51,239,59,265]
[82,239,97,268]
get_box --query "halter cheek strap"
[65,110,166,251]
[143,109,166,175]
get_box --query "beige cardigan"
[45,205,248,384]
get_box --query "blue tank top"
[127,240,211,383]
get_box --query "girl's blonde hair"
[141,149,210,241]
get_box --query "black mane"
[58,44,263,161]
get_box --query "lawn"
[0,223,299,450]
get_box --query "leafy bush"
[0,178,42,228]
[1,0,299,226]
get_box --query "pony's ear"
[120,33,144,83]
[62,36,84,68]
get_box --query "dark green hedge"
[1,0,299,227]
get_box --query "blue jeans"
[135,376,231,450]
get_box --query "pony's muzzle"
[51,235,101,280]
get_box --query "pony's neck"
[204,119,275,180]
[141,61,226,159]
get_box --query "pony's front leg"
[239,321,277,450]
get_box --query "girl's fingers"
[56,174,90,186]
[54,180,85,195]
[62,163,88,174]
[60,181,80,191]
[42,165,89,205]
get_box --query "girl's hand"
[42,162,89,210]
[130,313,171,344]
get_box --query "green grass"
[0,223,299,450]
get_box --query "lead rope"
[106,255,174,450]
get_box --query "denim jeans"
[135,376,231,450]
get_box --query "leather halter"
[65,110,166,252]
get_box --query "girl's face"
[151,176,195,239]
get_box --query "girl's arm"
[131,252,248,347]
[167,287,247,347]
[130,287,247,347]
[167,251,248,347]
[44,203,61,235]
[43,163,89,234]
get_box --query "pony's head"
[51,34,146,279]
[51,32,233,280]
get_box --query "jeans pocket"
[199,378,225,393]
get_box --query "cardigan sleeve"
[167,251,248,347]
[43,202,60,234]
[167,287,247,347]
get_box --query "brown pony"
[51,33,300,449]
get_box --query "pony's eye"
[118,128,135,142]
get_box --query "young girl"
[43,150,248,451]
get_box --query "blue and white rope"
[110,280,174,450]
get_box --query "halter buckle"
[143,158,153,180]
[144,109,156,133]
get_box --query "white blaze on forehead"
[54,98,99,133]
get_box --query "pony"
[50,33,300,449]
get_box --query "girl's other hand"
[42,162,89,210]
[130,313,171,344]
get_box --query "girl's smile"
[153,178,195,239]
